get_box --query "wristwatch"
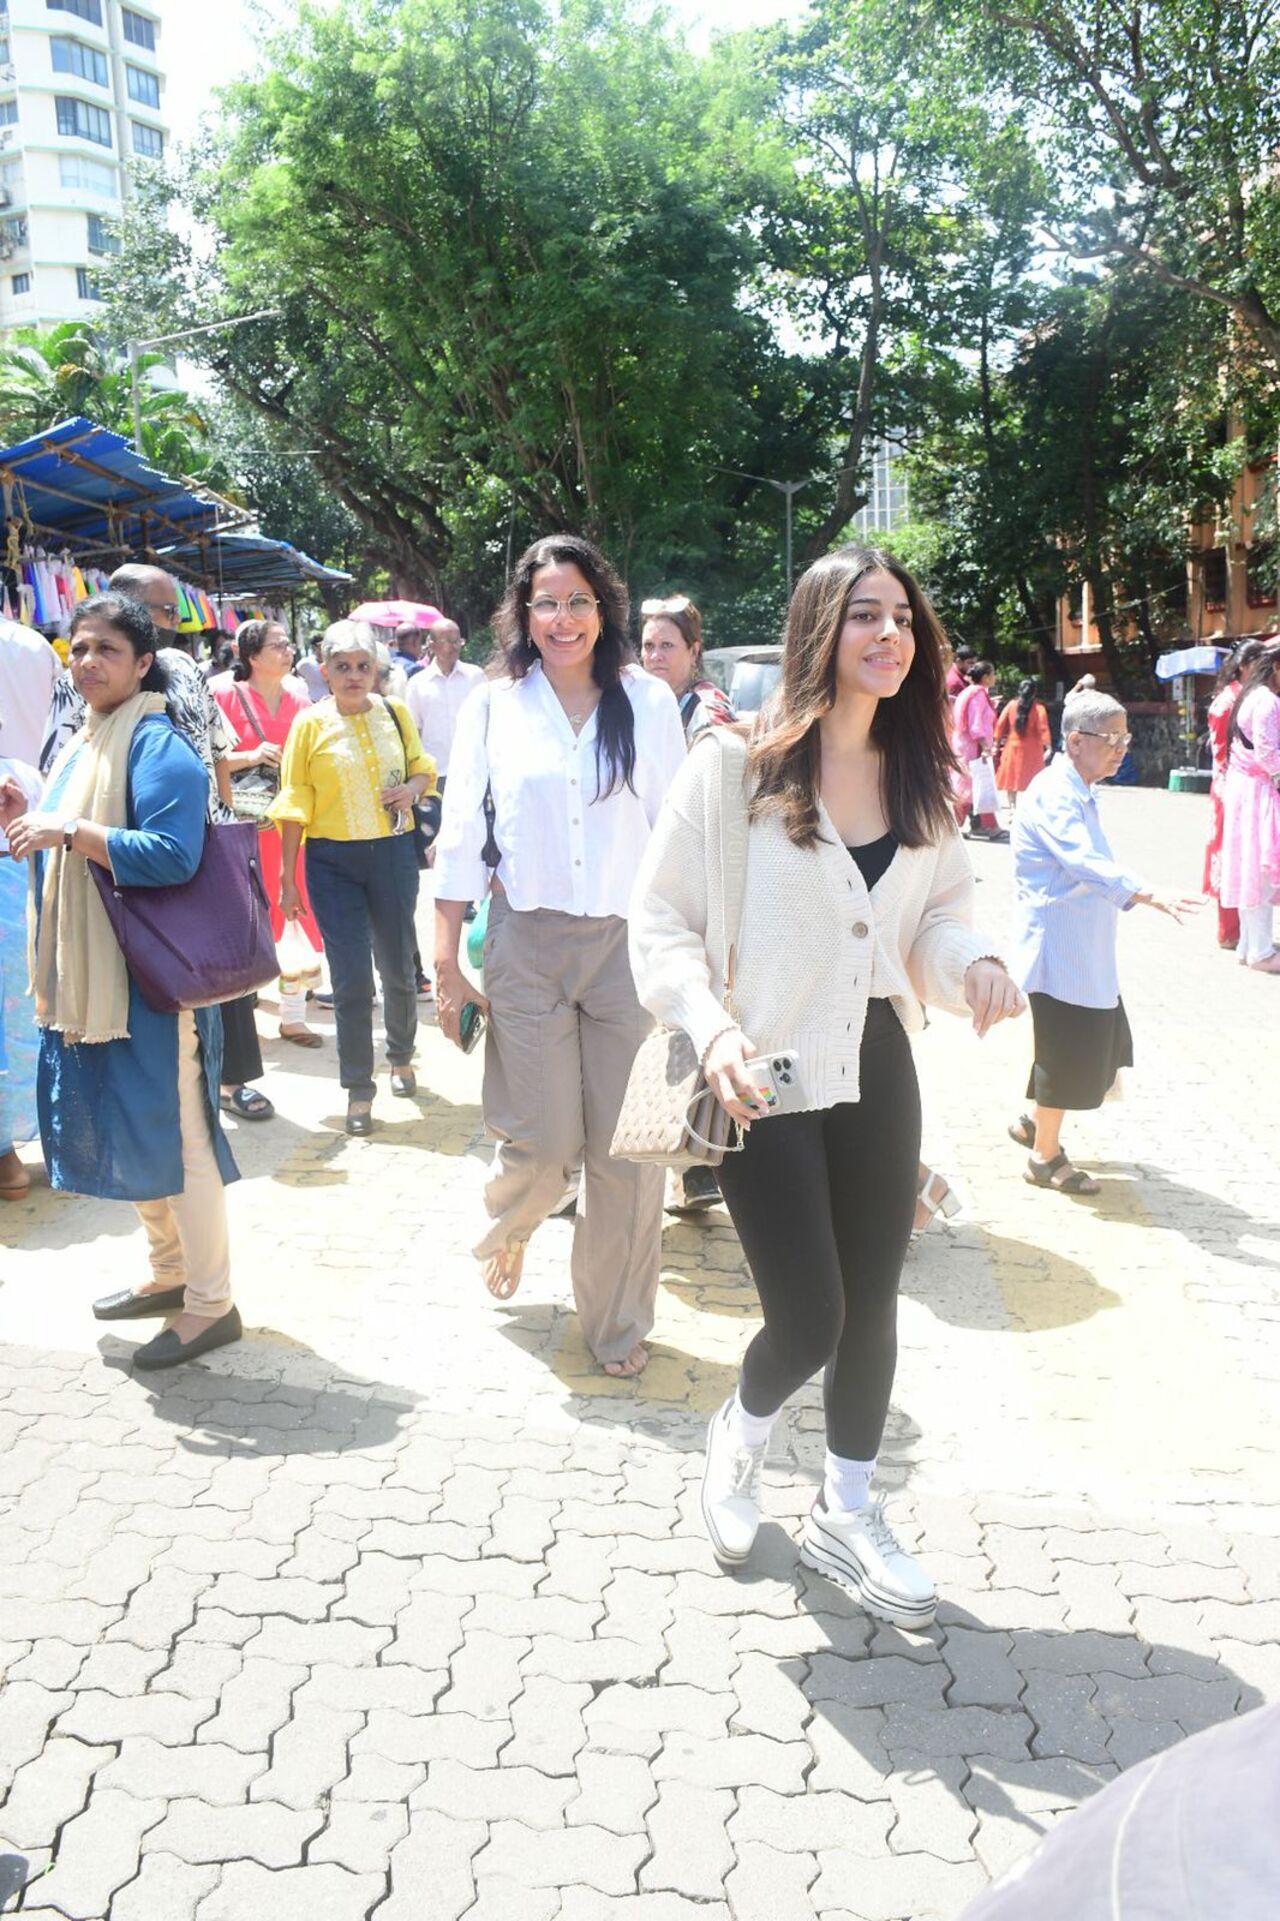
[62,818,80,853]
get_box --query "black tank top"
[845,830,897,892]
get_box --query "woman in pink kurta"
[952,661,1002,836]
[1218,640,1280,972]
[212,622,325,1039]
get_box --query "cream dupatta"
[29,690,168,1045]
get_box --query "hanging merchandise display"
[216,599,282,632]
[0,533,113,629]
[0,530,217,638]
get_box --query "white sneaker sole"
[700,1412,754,1568]
[800,1524,937,1630]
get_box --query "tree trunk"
[1084,568,1127,690]
[1015,574,1060,688]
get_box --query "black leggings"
[715,1001,921,1458]
[219,993,264,1088]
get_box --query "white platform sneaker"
[700,1400,767,1567]
[801,1494,937,1629]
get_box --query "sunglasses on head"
[640,596,692,618]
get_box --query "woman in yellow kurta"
[271,620,437,1135]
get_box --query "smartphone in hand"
[459,1001,487,1054]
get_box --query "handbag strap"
[381,695,410,782]
[480,684,500,869]
[713,732,749,1018]
[684,1088,745,1157]
[234,682,268,745]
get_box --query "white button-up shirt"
[406,658,486,778]
[1008,755,1143,1008]
[0,618,60,765]
[434,662,686,917]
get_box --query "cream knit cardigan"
[628,731,999,1111]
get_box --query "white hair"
[1063,689,1126,735]
[320,619,378,663]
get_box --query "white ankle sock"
[824,1450,876,1514]
[725,1388,774,1451]
[279,985,308,1027]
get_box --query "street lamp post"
[718,465,860,594]
[127,308,281,453]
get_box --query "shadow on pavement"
[1099,1158,1280,1258]
[906,1230,1123,1334]
[97,1332,415,1460]
[779,1581,1264,1881]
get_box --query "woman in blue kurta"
[4,594,242,1370]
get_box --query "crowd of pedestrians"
[0,531,1270,1631]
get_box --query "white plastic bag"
[276,918,321,985]
[968,756,999,815]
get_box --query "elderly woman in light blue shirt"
[1007,690,1198,1194]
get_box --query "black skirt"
[1026,992,1133,1111]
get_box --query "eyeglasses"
[1074,729,1132,746]
[527,594,598,620]
[149,602,179,620]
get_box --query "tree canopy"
[72,0,1280,679]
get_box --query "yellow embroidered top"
[270,697,438,841]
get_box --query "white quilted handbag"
[611,733,748,1169]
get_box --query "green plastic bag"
[466,894,490,973]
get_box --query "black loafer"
[390,1069,417,1098]
[94,1285,187,1322]
[345,1104,375,1136]
[132,1306,243,1372]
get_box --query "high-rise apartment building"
[0,0,165,331]
[852,438,910,537]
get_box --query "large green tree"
[736,0,1048,569]
[952,0,1280,373]
[109,0,805,620]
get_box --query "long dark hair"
[1228,638,1280,749]
[747,544,954,850]
[1013,677,1038,736]
[493,535,636,799]
[70,593,169,696]
[233,618,284,681]
[1215,636,1264,695]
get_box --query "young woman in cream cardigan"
[629,546,1024,1627]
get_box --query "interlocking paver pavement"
[2,787,1277,1917]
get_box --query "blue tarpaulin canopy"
[0,416,248,558]
[1155,645,1230,680]
[159,531,353,595]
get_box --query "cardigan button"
[852,920,869,939]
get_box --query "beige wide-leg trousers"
[477,894,664,1364]
[133,1010,234,1319]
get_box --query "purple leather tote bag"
[91,819,279,1014]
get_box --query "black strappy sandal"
[1008,1113,1035,1148]
[1024,1152,1100,1194]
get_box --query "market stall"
[1156,644,1231,793]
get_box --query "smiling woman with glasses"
[1007,688,1200,1194]
[432,534,687,1378]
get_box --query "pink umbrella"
[350,599,442,629]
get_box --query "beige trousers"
[134,1009,234,1319]
[477,895,664,1364]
